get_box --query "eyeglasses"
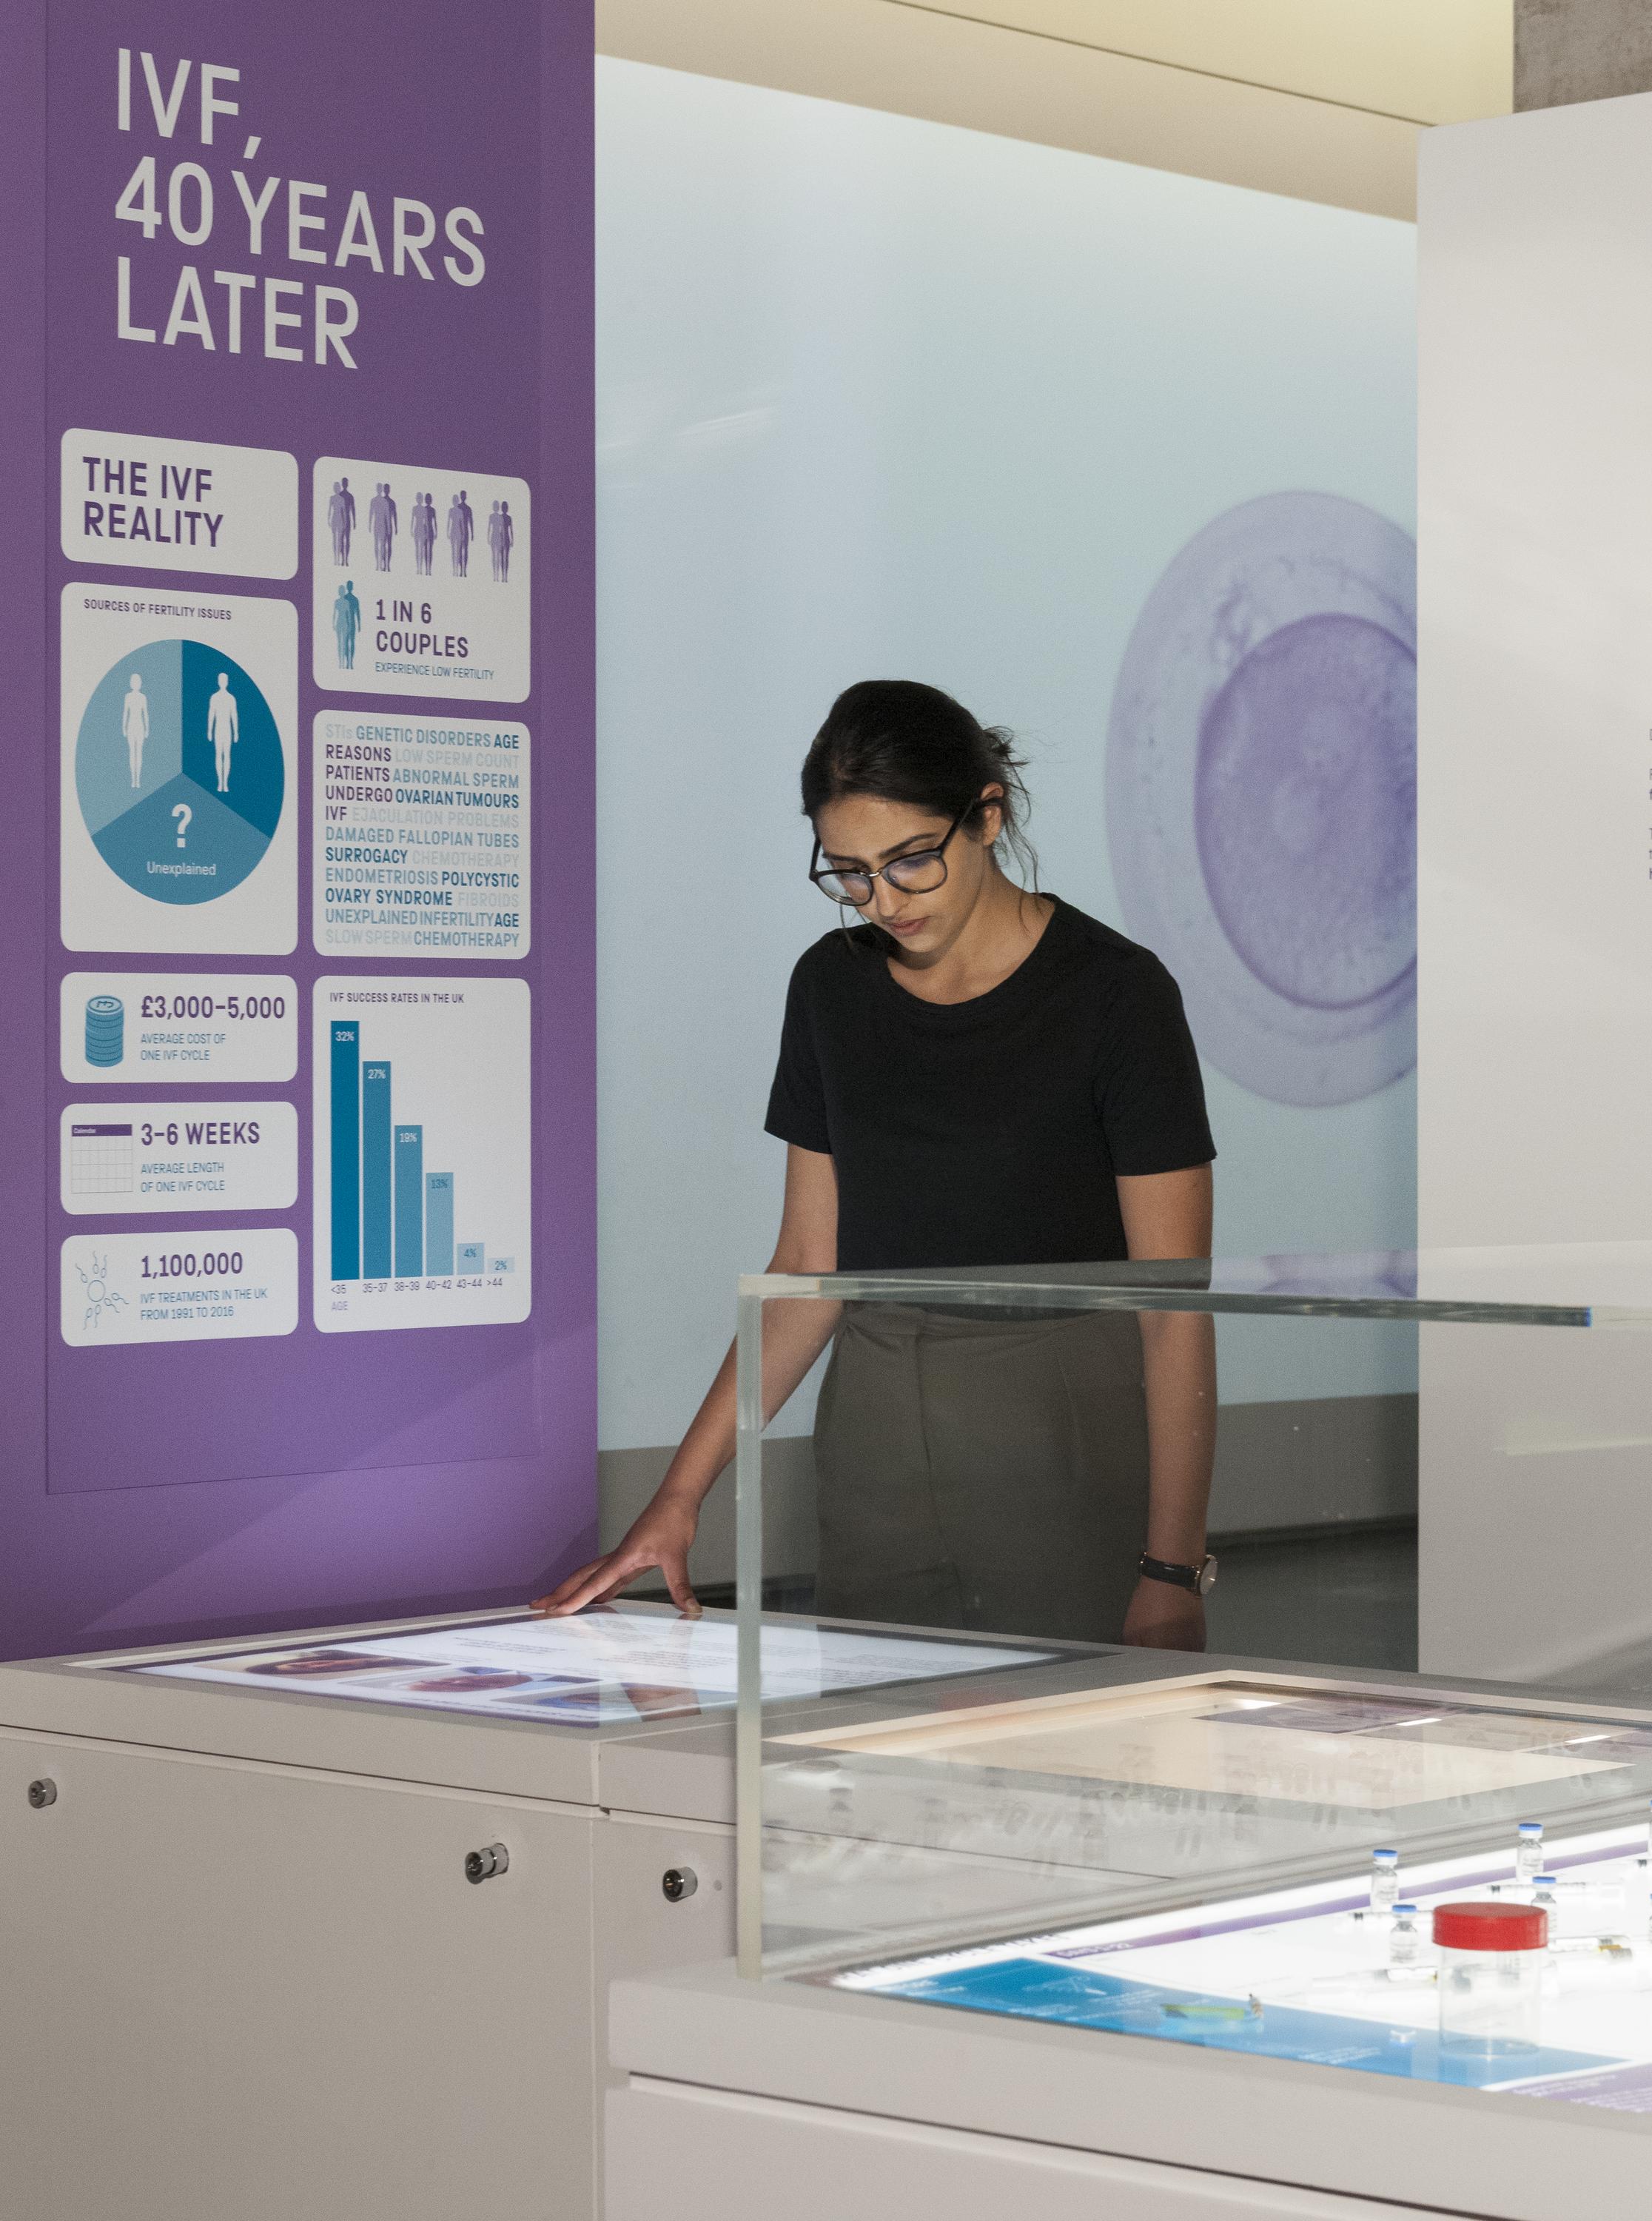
[808,802,976,907]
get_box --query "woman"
[539,680,1217,1647]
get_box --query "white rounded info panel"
[59,585,298,957]
[59,973,298,1084]
[312,975,531,1332]
[61,429,299,580]
[61,1102,298,1216]
[60,1230,299,1347]
[312,711,529,959]
[312,455,529,703]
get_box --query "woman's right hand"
[531,1493,702,1618]
[533,1148,835,1621]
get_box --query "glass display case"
[734,1245,1652,2113]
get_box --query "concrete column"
[1515,0,1652,110]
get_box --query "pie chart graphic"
[74,640,284,906]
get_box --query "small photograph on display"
[312,457,529,702]
[227,1648,434,1681]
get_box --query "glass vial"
[1516,1821,1544,1885]
[1371,1847,1400,1914]
[1389,1904,1422,1967]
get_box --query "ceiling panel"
[886,0,1513,124]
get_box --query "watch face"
[1198,1556,1219,1597]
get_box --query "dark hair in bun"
[799,679,1038,888]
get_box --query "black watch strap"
[1138,1551,1216,1595]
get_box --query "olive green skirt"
[811,1304,1149,1645]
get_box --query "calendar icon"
[70,1122,135,1198]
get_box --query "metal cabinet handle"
[662,1866,697,1903]
[465,1841,509,1883]
[27,1779,57,1809]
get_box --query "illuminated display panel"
[841,1822,1652,2107]
[790,1679,1652,2106]
[121,1606,1047,1726]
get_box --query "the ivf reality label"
[61,429,298,580]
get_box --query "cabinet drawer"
[608,2076,1465,2221]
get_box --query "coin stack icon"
[84,994,124,1069]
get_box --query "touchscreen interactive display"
[125,1607,1046,1726]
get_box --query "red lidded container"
[1432,1901,1547,1952]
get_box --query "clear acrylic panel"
[735,1247,1652,2107]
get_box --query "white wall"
[1417,95,1652,1682]
[597,59,1420,1467]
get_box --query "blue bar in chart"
[362,1061,392,1279]
[394,1125,423,1276]
[457,1241,485,1272]
[329,1021,360,1280]
[426,1172,454,1275]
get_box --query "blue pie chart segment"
[75,639,283,906]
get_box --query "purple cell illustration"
[1106,492,1417,1107]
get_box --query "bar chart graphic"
[312,976,531,1333]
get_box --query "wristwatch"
[1138,1551,1218,1597]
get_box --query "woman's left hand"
[1120,1576,1206,1652]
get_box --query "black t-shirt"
[765,897,1215,1271]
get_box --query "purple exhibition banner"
[0,2,595,1658]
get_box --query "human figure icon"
[412,491,436,577]
[206,671,239,793]
[447,487,474,577]
[369,480,399,572]
[335,475,357,565]
[121,671,150,787]
[333,580,362,670]
[488,498,515,583]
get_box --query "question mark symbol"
[172,803,192,849]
